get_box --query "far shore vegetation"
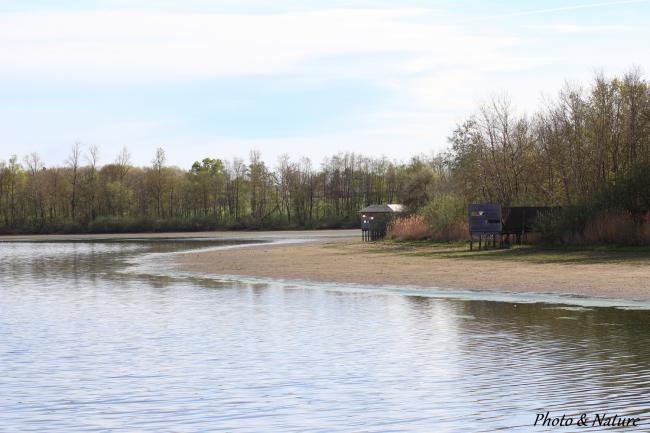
[2,69,650,247]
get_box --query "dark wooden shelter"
[468,204,558,250]
[359,204,405,241]
[501,206,557,245]
[468,203,502,250]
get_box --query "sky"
[1,0,649,169]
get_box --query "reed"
[583,210,650,245]
[386,215,431,241]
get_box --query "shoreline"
[0,229,358,242]
[5,230,649,302]
[174,238,650,301]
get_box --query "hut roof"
[359,204,405,213]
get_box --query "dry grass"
[582,210,650,245]
[386,215,431,241]
[636,212,650,244]
[387,215,469,241]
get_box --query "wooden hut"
[359,204,405,241]
[468,203,560,249]
[468,203,502,250]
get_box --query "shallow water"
[1,238,650,432]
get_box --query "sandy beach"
[176,237,650,301]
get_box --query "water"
[2,237,650,432]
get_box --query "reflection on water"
[1,240,650,432]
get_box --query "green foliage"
[87,216,224,233]
[535,207,585,244]
[191,158,225,176]
[448,69,650,207]
[600,164,650,215]
[0,136,456,234]
[421,193,466,235]
[398,159,439,210]
[536,163,650,244]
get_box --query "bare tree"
[85,144,100,220]
[115,147,131,182]
[66,142,81,220]
[151,147,167,217]
[111,147,132,216]
[23,153,45,224]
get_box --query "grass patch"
[373,240,650,265]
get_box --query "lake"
[2,236,650,432]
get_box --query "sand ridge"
[175,239,650,301]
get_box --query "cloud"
[2,3,647,166]
[481,0,649,19]
[529,24,628,33]
[0,8,526,84]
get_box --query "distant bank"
[0,229,357,242]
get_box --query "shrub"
[421,193,469,241]
[61,219,86,234]
[640,213,650,244]
[87,215,226,233]
[582,210,638,244]
[435,219,469,241]
[535,207,584,244]
[386,215,431,240]
[537,208,650,246]
[536,164,650,245]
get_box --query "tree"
[85,144,100,221]
[151,147,167,217]
[189,157,226,217]
[66,142,81,220]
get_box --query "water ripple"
[1,241,650,432]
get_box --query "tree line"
[2,68,650,238]
[450,68,650,207]
[446,68,650,243]
[0,143,447,234]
